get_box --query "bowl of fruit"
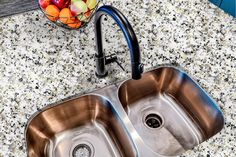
[39,0,99,29]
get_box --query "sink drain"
[145,113,163,129]
[72,144,92,157]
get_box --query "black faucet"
[94,5,144,80]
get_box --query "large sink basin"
[25,66,224,157]
[25,95,137,157]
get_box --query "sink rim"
[117,65,224,124]
[24,93,111,135]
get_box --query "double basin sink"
[25,66,224,157]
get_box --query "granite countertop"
[0,0,236,156]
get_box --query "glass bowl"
[38,0,100,29]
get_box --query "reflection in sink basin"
[118,67,224,156]
[25,95,137,157]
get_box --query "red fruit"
[39,0,51,9]
[71,9,77,16]
[51,0,70,9]
[85,10,91,18]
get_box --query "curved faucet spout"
[94,5,144,80]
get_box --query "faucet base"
[95,71,108,78]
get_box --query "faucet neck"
[94,5,143,80]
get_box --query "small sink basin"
[118,67,224,156]
[25,95,137,157]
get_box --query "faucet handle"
[105,54,117,65]
[105,54,125,72]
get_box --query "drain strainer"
[145,113,163,129]
[72,144,92,157]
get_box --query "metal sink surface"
[25,66,224,157]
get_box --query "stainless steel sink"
[25,66,224,157]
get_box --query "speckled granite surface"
[0,0,235,156]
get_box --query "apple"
[39,0,51,9]
[51,0,70,9]
[70,1,88,15]
[86,0,97,10]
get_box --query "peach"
[67,19,82,28]
[45,5,60,21]
[59,8,75,24]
